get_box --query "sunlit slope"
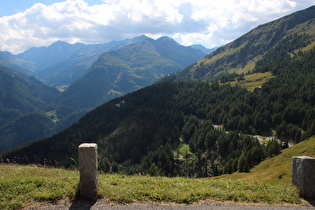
[218,136,315,185]
[171,6,315,81]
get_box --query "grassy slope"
[2,136,315,208]
[0,165,301,209]
[222,72,275,91]
[0,165,79,209]
[177,6,315,81]
[218,136,315,185]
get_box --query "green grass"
[0,165,79,209]
[228,72,275,91]
[174,143,192,159]
[220,136,315,185]
[0,166,302,209]
[98,175,300,205]
[2,136,315,209]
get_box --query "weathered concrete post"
[78,143,98,200]
[292,156,315,199]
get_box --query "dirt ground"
[25,198,315,209]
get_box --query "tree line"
[2,44,315,177]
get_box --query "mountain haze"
[16,41,86,71]
[54,37,206,116]
[36,35,149,88]
[0,51,34,76]
[189,44,217,54]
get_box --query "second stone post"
[292,156,315,199]
[78,143,98,200]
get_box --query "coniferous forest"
[3,43,315,177]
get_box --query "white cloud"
[0,0,313,54]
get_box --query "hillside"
[0,66,59,152]
[0,112,55,152]
[0,163,303,209]
[219,136,315,186]
[0,36,205,152]
[53,37,205,117]
[164,5,315,81]
[0,66,59,126]
[2,45,314,175]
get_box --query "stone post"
[292,156,315,199]
[78,143,98,200]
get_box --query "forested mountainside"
[0,36,205,152]
[161,5,315,82]
[52,36,205,119]
[0,66,59,151]
[0,66,59,126]
[3,44,314,177]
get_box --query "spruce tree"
[238,152,247,172]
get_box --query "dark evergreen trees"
[2,47,315,178]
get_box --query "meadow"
[1,136,314,209]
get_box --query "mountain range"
[54,36,206,115]
[1,6,314,178]
[33,35,150,88]
[0,36,206,152]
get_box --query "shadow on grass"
[69,183,97,210]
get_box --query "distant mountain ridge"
[16,41,86,71]
[35,35,149,88]
[189,44,217,54]
[0,51,34,76]
[54,36,206,116]
[1,35,211,89]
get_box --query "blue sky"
[0,0,104,16]
[0,0,314,54]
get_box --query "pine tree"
[149,162,159,176]
[238,152,247,172]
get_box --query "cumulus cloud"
[0,0,313,54]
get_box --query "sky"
[0,0,314,54]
